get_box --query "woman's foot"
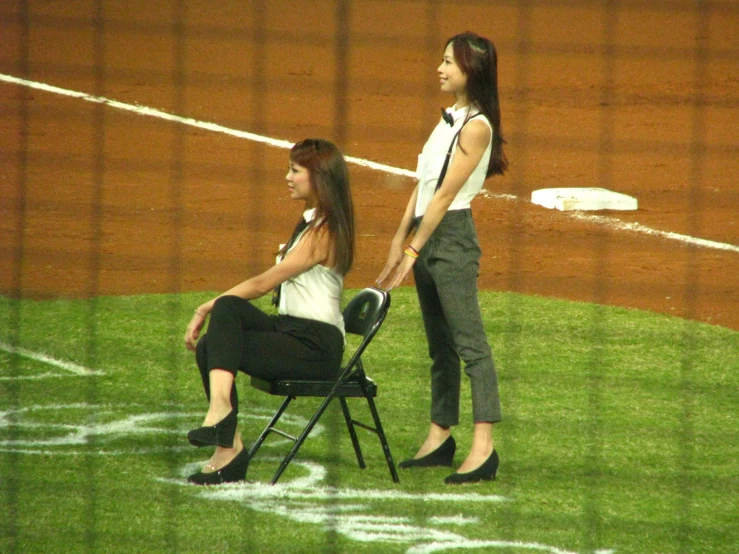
[445,449,499,485]
[201,435,244,473]
[454,422,494,473]
[443,422,497,483]
[399,423,455,468]
[187,409,238,448]
[456,444,494,474]
[399,435,456,469]
[413,424,452,454]
[414,423,451,458]
[188,443,249,486]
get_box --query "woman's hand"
[384,252,416,290]
[184,310,207,352]
[377,244,416,291]
[375,242,404,289]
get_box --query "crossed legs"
[191,295,343,476]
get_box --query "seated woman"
[183,138,355,485]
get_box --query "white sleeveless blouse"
[277,208,345,337]
[414,105,493,217]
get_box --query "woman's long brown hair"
[287,138,355,275]
[447,32,509,177]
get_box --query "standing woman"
[376,32,508,484]
[184,138,354,485]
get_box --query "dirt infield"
[1,1,737,330]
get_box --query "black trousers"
[195,295,344,413]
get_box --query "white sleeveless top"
[414,105,493,217]
[276,208,345,337]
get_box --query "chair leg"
[365,394,400,483]
[270,394,336,485]
[339,397,366,470]
[248,396,294,459]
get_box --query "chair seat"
[250,375,377,398]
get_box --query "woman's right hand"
[375,242,404,289]
[184,311,207,352]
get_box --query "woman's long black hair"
[287,138,355,275]
[447,32,509,177]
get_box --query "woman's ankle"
[202,404,233,426]
[429,423,451,440]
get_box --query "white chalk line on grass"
[0,340,103,379]
[0,403,319,448]
[1,401,614,554]
[167,459,613,554]
[2,71,733,257]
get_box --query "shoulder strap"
[434,113,483,193]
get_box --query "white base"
[531,187,638,211]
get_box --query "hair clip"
[441,108,454,126]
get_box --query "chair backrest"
[341,287,390,375]
[343,287,390,337]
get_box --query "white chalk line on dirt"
[569,212,739,254]
[0,73,414,178]
[2,73,736,255]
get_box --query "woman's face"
[437,43,467,96]
[286,161,316,206]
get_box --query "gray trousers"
[412,209,501,426]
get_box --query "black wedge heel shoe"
[399,435,456,469]
[444,449,499,485]
[187,448,249,486]
[187,410,237,448]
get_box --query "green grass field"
[1,288,737,554]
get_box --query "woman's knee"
[211,295,244,318]
[461,350,495,377]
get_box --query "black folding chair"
[247,287,399,485]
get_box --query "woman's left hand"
[385,253,416,290]
[184,311,207,352]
